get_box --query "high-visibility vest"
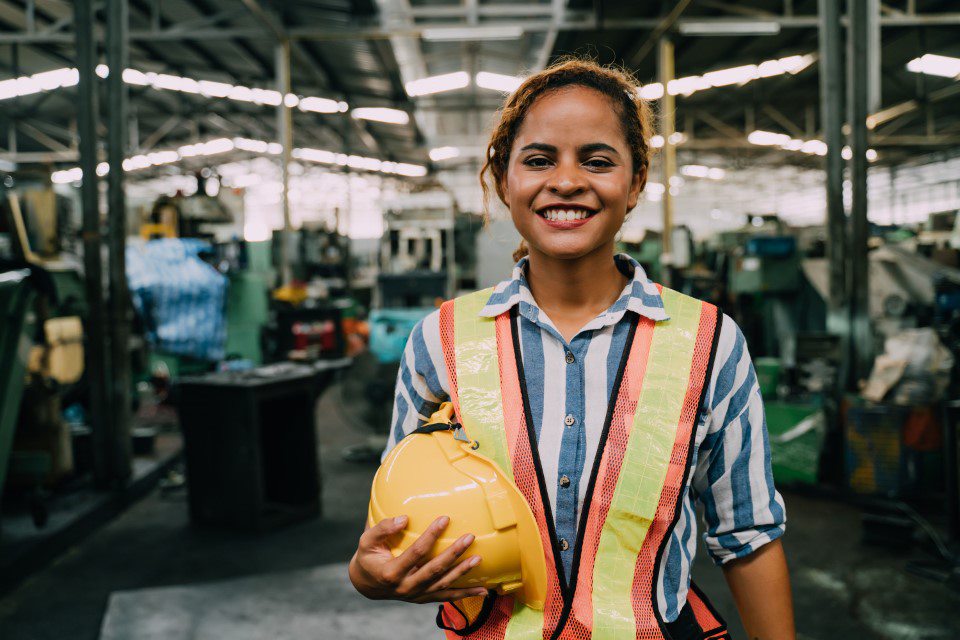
[435,286,731,640]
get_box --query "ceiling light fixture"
[906,53,960,79]
[50,136,428,185]
[678,20,781,36]
[0,67,78,101]
[405,71,470,97]
[299,96,347,113]
[422,25,523,42]
[351,107,410,125]
[429,146,460,162]
[475,71,523,93]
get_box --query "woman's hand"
[349,515,487,604]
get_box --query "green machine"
[729,236,801,294]
[0,269,35,507]
[224,240,272,365]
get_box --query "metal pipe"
[106,0,133,485]
[658,37,676,287]
[849,0,872,384]
[276,40,293,284]
[75,0,113,489]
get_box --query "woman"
[350,58,794,640]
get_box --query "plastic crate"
[845,405,911,497]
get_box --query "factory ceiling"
[0,1,958,211]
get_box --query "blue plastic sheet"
[127,238,228,361]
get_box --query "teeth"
[542,209,592,221]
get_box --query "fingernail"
[468,556,481,567]
[462,534,475,546]
[394,515,407,526]
[438,516,450,528]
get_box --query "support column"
[658,37,676,287]
[106,0,132,485]
[849,0,873,383]
[276,40,293,285]
[75,0,112,488]
[818,0,848,372]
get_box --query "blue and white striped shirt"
[385,254,786,623]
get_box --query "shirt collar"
[478,253,670,326]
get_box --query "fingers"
[409,587,489,604]
[392,516,449,573]
[361,515,408,548]
[409,533,477,587]
[429,555,482,591]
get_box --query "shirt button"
[564,414,576,427]
[565,351,575,364]
[559,475,570,488]
[559,538,569,551]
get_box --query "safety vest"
[435,286,730,640]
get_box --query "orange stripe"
[631,301,718,632]
[568,316,656,632]
[438,300,462,424]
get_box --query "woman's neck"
[524,243,627,320]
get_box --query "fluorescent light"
[51,167,83,184]
[906,53,960,79]
[198,79,231,97]
[667,76,709,96]
[0,67,78,101]
[96,64,110,78]
[352,107,409,125]
[405,71,470,97]
[679,20,781,36]
[299,96,344,113]
[638,82,664,100]
[779,54,815,74]
[51,137,429,186]
[284,93,300,108]
[841,146,853,160]
[800,140,827,155]
[703,64,758,87]
[122,69,149,85]
[475,71,524,93]
[429,146,460,162]
[422,26,523,42]
[649,135,665,148]
[680,164,725,180]
[866,149,878,162]
[748,130,792,146]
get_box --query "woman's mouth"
[535,206,600,228]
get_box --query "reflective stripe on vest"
[438,286,722,640]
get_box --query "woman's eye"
[523,156,552,167]
[585,158,614,168]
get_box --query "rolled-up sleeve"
[693,316,786,565]
[382,309,450,459]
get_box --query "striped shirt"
[385,253,786,623]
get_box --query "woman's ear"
[627,166,647,210]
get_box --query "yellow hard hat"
[368,403,547,610]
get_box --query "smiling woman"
[353,57,794,640]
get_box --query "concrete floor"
[1,380,959,640]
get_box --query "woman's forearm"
[721,538,795,640]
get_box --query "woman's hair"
[479,57,656,262]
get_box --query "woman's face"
[502,86,645,262]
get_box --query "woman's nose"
[547,165,585,195]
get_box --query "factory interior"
[2,1,960,639]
